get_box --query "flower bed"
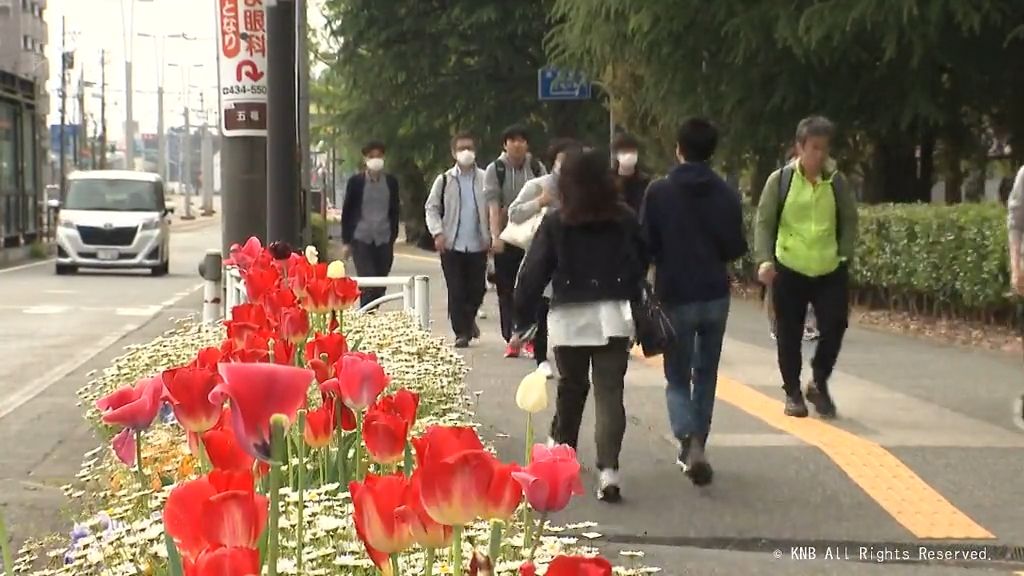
[5,239,658,576]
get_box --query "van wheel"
[151,258,169,277]
[56,263,77,275]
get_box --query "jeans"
[551,338,630,470]
[351,240,395,308]
[439,250,488,339]
[494,245,526,342]
[772,263,849,394]
[663,297,730,442]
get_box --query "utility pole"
[157,86,166,180]
[99,50,107,169]
[297,0,312,245]
[200,92,214,216]
[182,106,194,219]
[76,70,86,168]
[266,0,299,248]
[59,17,68,194]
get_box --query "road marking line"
[0,258,54,274]
[0,285,203,423]
[22,305,72,315]
[634,349,995,540]
[396,252,441,264]
[44,289,77,295]
[115,306,163,317]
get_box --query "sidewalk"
[387,250,1024,574]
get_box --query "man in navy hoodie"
[641,118,747,486]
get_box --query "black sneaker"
[785,392,809,417]
[805,383,837,419]
[596,469,622,503]
[684,442,713,486]
[454,336,470,348]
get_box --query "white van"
[55,170,173,275]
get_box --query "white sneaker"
[596,469,622,503]
[538,361,554,379]
[477,309,488,319]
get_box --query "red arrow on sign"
[236,60,264,82]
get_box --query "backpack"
[772,165,845,259]
[495,157,544,196]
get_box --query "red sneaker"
[523,341,535,359]
[504,344,520,358]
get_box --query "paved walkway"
[385,246,1024,575]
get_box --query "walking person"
[515,148,647,503]
[425,132,495,348]
[341,140,401,308]
[484,125,548,357]
[611,132,651,215]
[642,118,747,486]
[1005,163,1024,427]
[754,116,858,419]
[507,138,584,377]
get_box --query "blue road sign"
[537,67,592,101]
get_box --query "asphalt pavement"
[0,216,220,545]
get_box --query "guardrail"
[223,266,431,331]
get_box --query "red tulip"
[317,382,358,432]
[304,402,335,449]
[329,277,361,309]
[211,363,314,461]
[407,471,453,549]
[220,333,271,364]
[302,277,334,313]
[470,553,493,576]
[189,347,223,371]
[243,265,281,305]
[362,407,408,465]
[225,304,269,344]
[305,332,349,382]
[412,425,485,468]
[511,444,585,513]
[328,310,340,332]
[162,366,222,433]
[163,470,267,559]
[324,352,389,411]
[185,547,260,576]
[96,376,163,430]
[111,428,136,466]
[376,389,419,428]
[200,408,267,476]
[480,460,523,521]
[289,260,324,301]
[225,236,265,272]
[263,287,299,326]
[272,339,296,366]
[519,561,537,576]
[418,448,494,526]
[349,474,415,572]
[545,555,614,576]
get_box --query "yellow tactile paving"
[635,349,996,540]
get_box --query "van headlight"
[58,218,76,229]
[140,219,161,231]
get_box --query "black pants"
[550,338,630,471]
[534,298,549,364]
[494,245,526,342]
[351,240,395,308]
[772,263,849,395]
[440,250,488,339]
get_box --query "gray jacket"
[1008,165,1024,249]
[484,153,547,227]
[424,165,492,251]
[508,173,560,225]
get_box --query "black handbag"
[632,282,676,358]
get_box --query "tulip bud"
[327,260,346,279]
[304,245,319,265]
[515,369,548,414]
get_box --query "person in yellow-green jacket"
[754,116,858,419]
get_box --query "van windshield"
[65,179,162,212]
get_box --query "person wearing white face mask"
[611,133,651,217]
[425,131,497,348]
[341,140,401,308]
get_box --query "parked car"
[54,170,173,275]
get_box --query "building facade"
[0,0,48,246]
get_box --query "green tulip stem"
[134,429,145,488]
[524,413,534,465]
[403,440,413,477]
[335,400,347,486]
[527,512,548,561]
[390,554,401,576]
[266,416,288,576]
[296,410,307,573]
[354,410,365,482]
[451,525,464,576]
[423,548,435,576]
[488,520,504,566]
[196,434,211,475]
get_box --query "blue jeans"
[663,297,730,442]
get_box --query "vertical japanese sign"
[217,0,268,137]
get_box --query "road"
[3,228,1024,575]
[383,246,1024,575]
[0,217,219,544]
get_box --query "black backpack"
[495,157,544,197]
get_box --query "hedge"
[739,203,1012,323]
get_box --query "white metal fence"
[223,267,431,331]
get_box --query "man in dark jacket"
[611,132,650,216]
[641,118,747,486]
[341,140,401,308]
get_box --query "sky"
[45,0,327,146]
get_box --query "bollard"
[414,275,430,331]
[198,250,223,323]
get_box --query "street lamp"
[168,62,205,220]
[137,31,193,181]
[121,0,156,171]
